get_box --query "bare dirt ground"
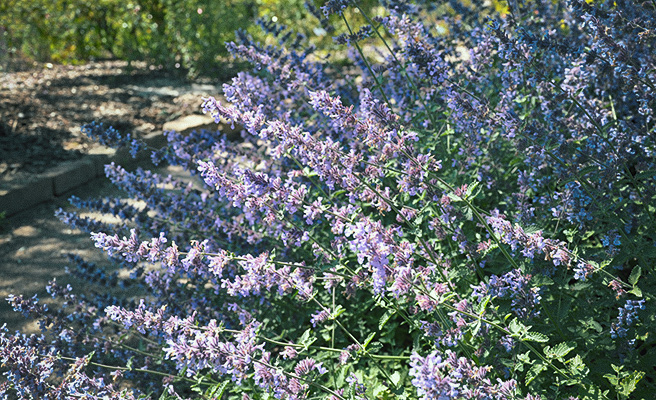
[0,60,224,333]
[0,60,220,189]
[0,177,126,333]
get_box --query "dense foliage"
[0,0,253,74]
[2,0,656,399]
[0,0,378,75]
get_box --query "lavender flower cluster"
[2,0,655,399]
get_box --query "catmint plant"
[2,0,655,399]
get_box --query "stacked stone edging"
[0,130,167,217]
[0,112,235,217]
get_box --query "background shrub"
[0,0,254,75]
[0,0,385,75]
[1,1,655,399]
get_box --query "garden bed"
[0,60,221,191]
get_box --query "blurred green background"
[0,0,505,76]
[0,0,326,76]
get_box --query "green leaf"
[379,310,395,330]
[363,332,376,349]
[509,157,524,167]
[372,382,388,398]
[545,342,576,360]
[526,361,547,384]
[567,354,588,377]
[628,266,641,286]
[611,364,623,373]
[332,304,346,318]
[523,331,549,343]
[368,341,383,354]
[531,274,554,286]
[299,329,316,349]
[471,319,482,337]
[508,318,525,336]
[390,371,401,386]
[619,370,645,397]
[476,295,492,314]
[465,181,480,199]
[517,351,531,364]
[603,372,619,386]
[583,318,603,333]
[206,381,229,398]
[604,365,645,399]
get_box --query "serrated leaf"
[475,295,491,314]
[332,304,346,318]
[584,318,603,333]
[363,332,376,349]
[335,366,349,387]
[508,318,524,335]
[517,351,531,364]
[530,274,554,286]
[446,192,462,202]
[471,319,482,337]
[299,329,316,349]
[526,361,547,384]
[390,371,401,386]
[629,286,643,297]
[465,181,480,199]
[619,370,645,397]
[379,310,395,330]
[523,331,549,343]
[368,342,383,354]
[603,373,620,386]
[372,381,388,397]
[628,266,641,286]
[545,342,576,359]
[207,381,229,398]
[567,354,587,376]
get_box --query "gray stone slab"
[0,177,54,216]
[162,114,217,135]
[1,118,198,217]
[47,158,97,196]
[88,154,111,178]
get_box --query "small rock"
[13,226,40,237]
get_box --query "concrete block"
[48,158,96,196]
[163,114,217,135]
[87,148,116,177]
[141,131,168,149]
[0,177,54,216]
[88,154,111,177]
[111,147,134,167]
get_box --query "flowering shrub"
[2,0,655,399]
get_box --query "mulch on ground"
[0,60,227,333]
[0,60,221,190]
